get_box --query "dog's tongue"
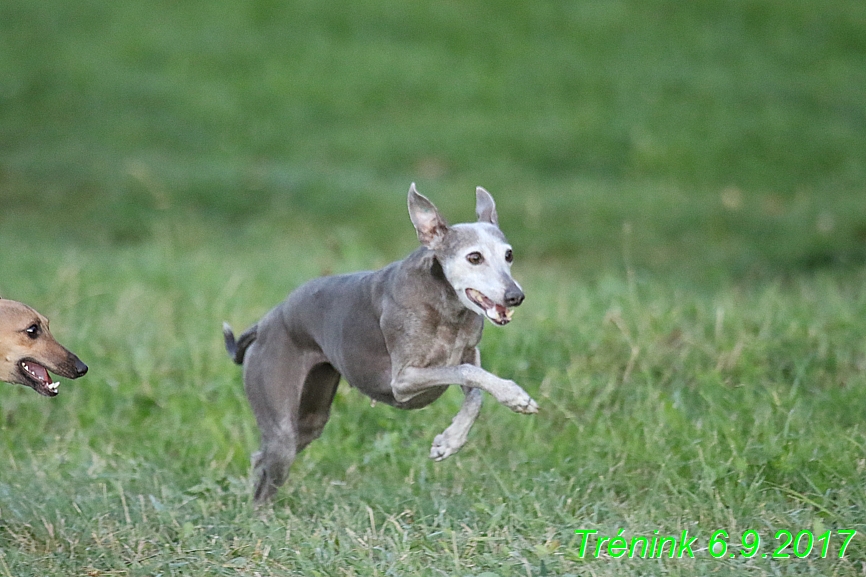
[22,360,60,396]
[23,361,51,383]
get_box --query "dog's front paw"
[430,431,466,461]
[511,394,539,414]
[500,384,539,414]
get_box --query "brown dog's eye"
[505,249,513,263]
[25,324,40,339]
[466,252,484,265]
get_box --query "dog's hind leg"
[251,431,298,503]
[242,341,319,504]
[296,362,341,451]
[249,361,339,502]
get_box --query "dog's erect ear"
[408,183,448,248]
[475,186,498,226]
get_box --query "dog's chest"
[413,313,482,368]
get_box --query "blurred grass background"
[2,0,864,277]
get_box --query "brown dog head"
[0,298,88,396]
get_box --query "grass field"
[2,0,866,575]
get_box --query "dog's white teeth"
[483,306,512,323]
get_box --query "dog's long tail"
[223,322,258,365]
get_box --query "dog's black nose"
[74,358,88,377]
[504,288,525,307]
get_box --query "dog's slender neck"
[429,254,447,283]
[406,247,477,324]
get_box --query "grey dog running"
[223,183,538,503]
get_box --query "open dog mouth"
[19,360,61,396]
[466,288,513,326]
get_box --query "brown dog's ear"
[475,186,499,226]
[408,183,448,249]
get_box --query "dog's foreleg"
[430,386,483,461]
[430,348,484,461]
[392,364,538,414]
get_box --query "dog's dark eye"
[466,252,484,265]
[505,249,513,263]
[25,324,41,339]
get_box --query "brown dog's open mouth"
[19,360,61,396]
[466,288,513,326]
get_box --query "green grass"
[2,0,866,574]
[1,236,865,575]
[2,0,865,273]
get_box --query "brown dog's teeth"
[22,361,52,383]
